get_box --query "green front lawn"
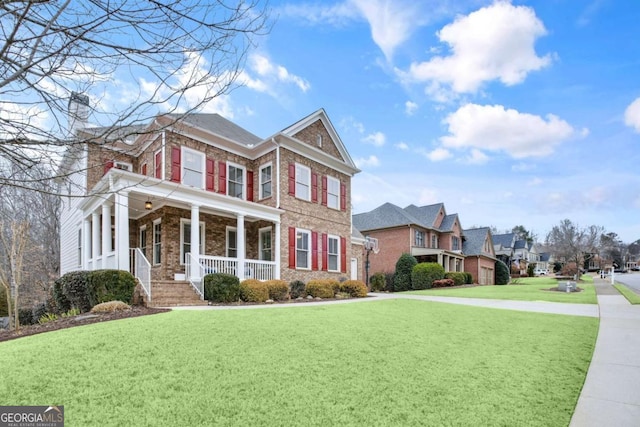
[407,276,597,304]
[614,284,640,304]
[0,300,597,426]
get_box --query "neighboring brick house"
[59,97,360,304]
[461,228,497,285]
[352,202,466,278]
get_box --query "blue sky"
[215,0,639,242]
[20,0,638,243]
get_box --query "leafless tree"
[1,0,270,191]
[0,220,29,330]
[545,219,603,275]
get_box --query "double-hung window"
[452,236,460,251]
[295,163,311,201]
[180,219,205,264]
[431,235,439,249]
[228,164,244,199]
[326,176,340,210]
[415,230,425,247]
[182,147,205,188]
[226,227,237,258]
[259,227,272,261]
[327,235,339,272]
[153,220,161,265]
[139,226,147,258]
[259,164,272,199]
[296,229,311,269]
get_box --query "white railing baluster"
[131,248,151,302]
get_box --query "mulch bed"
[0,306,170,343]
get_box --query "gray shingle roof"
[440,214,458,232]
[462,227,491,256]
[404,203,444,228]
[353,202,423,232]
[168,113,262,146]
[493,233,516,249]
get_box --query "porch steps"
[146,281,208,307]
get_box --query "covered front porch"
[411,247,465,272]
[79,169,283,302]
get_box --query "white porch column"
[114,191,130,272]
[83,218,91,270]
[91,211,100,268]
[274,221,281,279]
[190,204,201,281]
[236,214,245,280]
[101,202,112,259]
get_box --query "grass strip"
[407,276,597,304]
[0,299,597,426]
[613,284,640,304]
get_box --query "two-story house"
[59,94,360,305]
[352,202,466,278]
[461,227,497,285]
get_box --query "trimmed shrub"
[495,260,510,285]
[384,273,395,292]
[412,262,445,290]
[18,308,34,326]
[445,272,466,287]
[204,273,241,303]
[87,270,137,305]
[369,272,386,292]
[432,278,455,288]
[240,279,269,303]
[527,264,535,278]
[340,280,368,298]
[561,262,579,278]
[464,272,474,284]
[52,278,72,313]
[289,280,306,299]
[59,270,93,312]
[266,280,289,301]
[394,253,417,292]
[91,301,131,313]
[306,279,340,298]
[0,290,8,317]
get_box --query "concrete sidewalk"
[570,278,640,427]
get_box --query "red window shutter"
[103,160,114,175]
[321,175,327,206]
[218,161,227,194]
[170,147,181,182]
[340,236,347,273]
[206,158,215,191]
[141,163,147,176]
[312,232,318,270]
[288,227,296,269]
[154,151,162,179]
[247,170,254,202]
[340,182,346,211]
[311,172,318,203]
[288,163,295,196]
[322,233,328,271]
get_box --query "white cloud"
[465,148,489,164]
[405,101,418,115]
[527,177,543,186]
[624,97,640,133]
[340,116,365,134]
[278,2,359,26]
[512,162,536,172]
[395,142,409,151]
[403,1,552,97]
[440,103,579,158]
[354,155,380,168]
[362,131,386,146]
[350,0,422,60]
[246,54,311,94]
[423,147,452,162]
[418,188,440,205]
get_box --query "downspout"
[161,131,166,180]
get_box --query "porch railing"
[130,248,151,302]
[185,253,205,299]
[198,255,276,281]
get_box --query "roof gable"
[353,202,422,232]
[463,227,495,257]
[404,203,445,228]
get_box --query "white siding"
[59,148,88,275]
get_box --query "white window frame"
[259,227,273,261]
[181,146,205,189]
[415,230,424,247]
[140,161,148,175]
[295,163,311,201]
[77,228,82,268]
[226,226,237,258]
[452,236,460,251]
[152,219,162,265]
[113,161,132,171]
[259,163,272,199]
[180,219,205,265]
[326,176,340,210]
[431,235,439,249]
[139,225,147,258]
[154,149,163,179]
[227,162,245,199]
[327,234,340,272]
[295,228,311,270]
